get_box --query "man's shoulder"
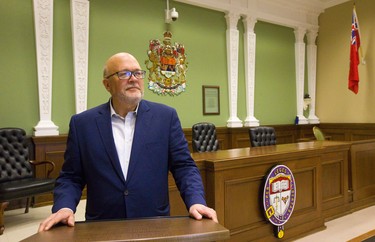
[141,99,175,112]
[72,102,109,119]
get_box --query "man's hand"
[38,208,75,232]
[189,204,218,223]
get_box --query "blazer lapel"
[125,100,153,182]
[96,102,126,183]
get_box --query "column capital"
[242,16,257,32]
[225,12,241,30]
[294,27,306,43]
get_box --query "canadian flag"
[348,5,361,94]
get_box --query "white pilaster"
[225,12,243,128]
[71,0,90,114]
[33,0,59,136]
[294,27,308,125]
[243,16,259,127]
[306,29,320,124]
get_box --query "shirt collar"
[110,99,139,118]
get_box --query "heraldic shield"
[145,31,188,96]
[263,165,296,239]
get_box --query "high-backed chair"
[192,122,219,152]
[313,126,326,141]
[249,126,277,147]
[0,128,55,235]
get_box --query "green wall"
[0,0,297,135]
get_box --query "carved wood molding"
[33,0,59,136]
[71,0,90,114]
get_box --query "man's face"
[103,53,145,106]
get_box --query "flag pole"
[353,3,366,64]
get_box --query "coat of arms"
[145,31,187,96]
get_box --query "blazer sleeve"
[52,116,86,213]
[168,109,207,209]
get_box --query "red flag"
[348,5,361,94]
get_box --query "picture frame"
[202,85,220,115]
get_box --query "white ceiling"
[175,0,352,30]
[306,0,351,9]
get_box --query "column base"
[243,116,259,127]
[34,120,59,136]
[227,117,243,128]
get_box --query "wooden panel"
[320,123,375,141]
[32,135,68,207]
[320,144,350,220]
[168,162,206,216]
[350,140,375,210]
[204,143,330,241]
[224,176,264,230]
[293,168,315,211]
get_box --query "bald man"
[38,52,217,232]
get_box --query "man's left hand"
[189,204,218,223]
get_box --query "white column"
[306,29,320,124]
[71,0,90,114]
[33,0,59,136]
[294,27,308,125]
[243,16,259,127]
[225,12,243,128]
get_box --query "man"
[38,52,217,232]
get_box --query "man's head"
[103,52,145,111]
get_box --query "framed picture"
[202,85,220,115]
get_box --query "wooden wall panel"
[350,140,375,210]
[320,123,375,141]
[32,135,67,207]
[320,144,351,220]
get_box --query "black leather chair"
[192,122,219,152]
[249,126,277,147]
[0,128,55,235]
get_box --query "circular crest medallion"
[263,164,296,226]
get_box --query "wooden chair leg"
[0,202,9,235]
[25,197,30,213]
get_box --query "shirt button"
[124,190,129,196]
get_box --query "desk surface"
[21,217,230,242]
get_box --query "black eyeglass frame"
[105,70,146,80]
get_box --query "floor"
[0,201,374,242]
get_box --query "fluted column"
[294,27,308,125]
[243,16,259,127]
[71,0,90,114]
[33,0,59,136]
[225,12,243,128]
[306,29,320,124]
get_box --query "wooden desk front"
[192,141,351,241]
[21,217,230,242]
[31,140,354,241]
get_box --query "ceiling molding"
[174,0,348,30]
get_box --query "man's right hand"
[38,208,75,232]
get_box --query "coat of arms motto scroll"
[145,31,188,96]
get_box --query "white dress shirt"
[110,102,137,180]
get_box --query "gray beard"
[119,91,144,106]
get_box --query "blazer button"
[124,190,129,196]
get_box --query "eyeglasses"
[105,70,146,80]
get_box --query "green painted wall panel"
[0,0,297,135]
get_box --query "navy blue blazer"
[52,100,206,220]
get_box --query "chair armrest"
[29,160,56,178]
